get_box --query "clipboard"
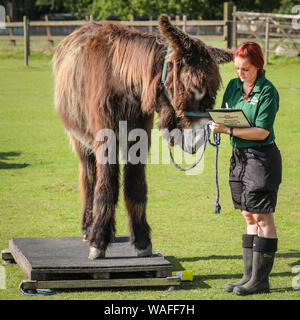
[206,109,252,128]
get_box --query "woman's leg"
[225,210,257,292]
[252,213,277,238]
[242,210,258,235]
[233,212,278,295]
[242,211,277,238]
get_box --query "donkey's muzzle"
[180,119,209,154]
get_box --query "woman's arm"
[210,122,270,141]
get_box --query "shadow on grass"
[171,251,300,263]
[0,152,29,169]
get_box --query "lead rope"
[206,125,221,214]
[19,281,56,296]
[167,121,221,214]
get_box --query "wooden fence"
[233,10,300,64]
[1,15,227,44]
[1,5,300,66]
[0,15,228,66]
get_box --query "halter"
[160,45,209,118]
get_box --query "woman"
[210,42,282,295]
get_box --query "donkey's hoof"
[82,234,88,242]
[136,243,153,257]
[88,246,105,260]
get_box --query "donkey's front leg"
[88,162,119,259]
[124,163,152,257]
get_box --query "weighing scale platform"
[2,236,180,292]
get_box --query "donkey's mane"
[109,23,165,88]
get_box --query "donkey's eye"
[191,87,205,101]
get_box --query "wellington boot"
[225,234,255,292]
[233,237,277,296]
[225,247,253,292]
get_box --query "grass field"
[0,49,300,301]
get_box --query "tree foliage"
[274,0,300,13]
[91,0,224,20]
[35,0,93,18]
[91,0,132,20]
[33,0,300,21]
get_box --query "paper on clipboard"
[206,109,252,128]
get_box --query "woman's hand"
[209,121,270,141]
[209,122,230,135]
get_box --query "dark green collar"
[252,70,266,93]
[185,112,210,117]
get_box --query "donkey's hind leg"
[124,163,152,257]
[71,137,96,241]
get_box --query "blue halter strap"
[161,45,171,102]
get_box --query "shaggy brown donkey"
[53,15,232,259]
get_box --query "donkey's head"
[157,15,232,153]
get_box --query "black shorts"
[229,143,282,213]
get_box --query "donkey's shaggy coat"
[53,15,232,259]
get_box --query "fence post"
[175,15,180,28]
[130,14,134,28]
[265,17,270,65]
[23,15,29,66]
[182,15,186,33]
[232,5,237,49]
[149,16,153,33]
[224,2,233,48]
[45,15,54,49]
[6,15,16,47]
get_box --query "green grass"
[0,49,300,300]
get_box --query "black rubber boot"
[233,236,278,296]
[225,234,255,292]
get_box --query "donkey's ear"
[158,14,200,59]
[207,46,233,64]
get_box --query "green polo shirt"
[221,71,279,148]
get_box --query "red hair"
[234,41,264,77]
[234,42,264,100]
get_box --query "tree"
[35,0,65,11]
[274,0,300,13]
[35,0,93,18]
[32,0,300,22]
[91,0,133,20]
[91,0,224,21]
[130,0,167,18]
[233,0,281,13]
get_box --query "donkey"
[53,15,232,259]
